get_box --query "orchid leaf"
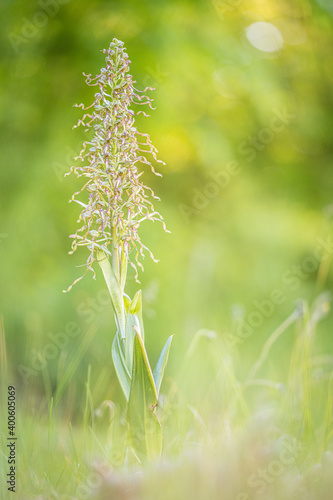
[124,290,145,373]
[125,312,140,374]
[112,329,131,401]
[127,331,162,462]
[129,290,144,341]
[97,250,126,340]
[153,335,174,397]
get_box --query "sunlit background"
[1,0,333,397]
[1,0,333,497]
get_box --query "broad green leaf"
[112,329,131,401]
[124,291,144,373]
[153,335,174,396]
[129,290,142,314]
[125,312,140,374]
[123,293,131,312]
[97,250,126,339]
[129,290,144,342]
[127,332,162,462]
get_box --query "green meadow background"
[1,0,333,498]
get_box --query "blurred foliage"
[0,0,333,404]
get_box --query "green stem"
[97,250,126,340]
[120,249,128,293]
[111,225,119,281]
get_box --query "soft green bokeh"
[0,1,333,497]
[1,0,333,385]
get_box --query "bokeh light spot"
[245,22,283,53]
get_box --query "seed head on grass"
[65,39,168,291]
